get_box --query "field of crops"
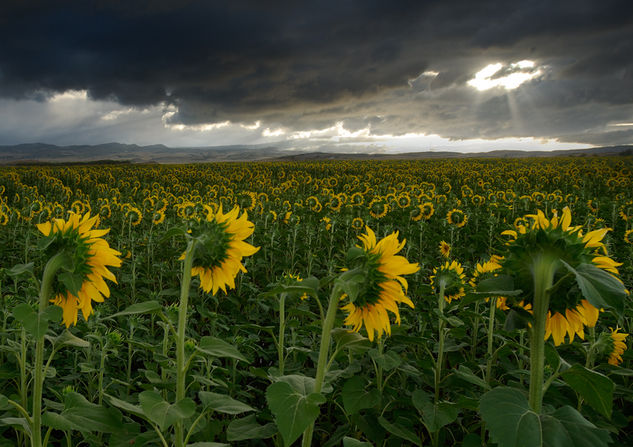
[0,157,632,447]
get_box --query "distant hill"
[0,142,631,164]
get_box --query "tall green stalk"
[301,286,340,447]
[485,297,497,384]
[528,255,556,413]
[32,252,65,447]
[278,293,287,375]
[175,240,196,447]
[435,281,446,404]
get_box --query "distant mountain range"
[0,142,631,164]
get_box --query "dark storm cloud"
[1,0,632,144]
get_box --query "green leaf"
[332,328,371,352]
[342,376,380,415]
[187,443,229,447]
[106,300,163,319]
[0,417,31,435]
[160,226,188,242]
[197,336,248,362]
[226,414,277,441]
[6,263,34,277]
[138,391,196,431]
[475,275,522,296]
[479,387,541,447]
[412,390,459,432]
[343,437,373,447]
[265,381,325,447]
[541,406,611,446]
[377,416,421,446]
[41,412,74,431]
[480,387,611,447]
[0,394,9,410]
[53,330,91,349]
[453,365,490,390]
[42,391,123,434]
[561,364,614,419]
[104,394,144,419]
[12,303,47,338]
[369,349,401,371]
[58,272,84,296]
[561,262,626,315]
[199,391,255,414]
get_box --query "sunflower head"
[37,212,122,327]
[339,226,419,341]
[498,207,627,345]
[430,260,466,303]
[446,209,468,228]
[605,327,628,366]
[184,205,259,295]
[439,240,451,258]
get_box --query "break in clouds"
[0,0,632,149]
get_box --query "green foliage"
[480,387,611,447]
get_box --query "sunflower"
[185,205,259,295]
[500,207,627,346]
[340,227,419,341]
[430,260,466,303]
[439,240,451,258]
[125,206,143,226]
[36,212,122,327]
[625,229,633,245]
[0,211,8,226]
[446,209,468,228]
[420,202,434,220]
[606,327,628,366]
[369,198,389,219]
[152,210,166,225]
[351,217,364,231]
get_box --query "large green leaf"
[41,391,123,434]
[480,387,611,447]
[106,300,163,319]
[541,406,611,446]
[341,376,380,415]
[561,262,626,315]
[561,364,614,419]
[475,275,522,296]
[196,336,248,362]
[138,391,196,431]
[199,391,255,414]
[226,414,277,441]
[342,437,373,447]
[58,272,84,297]
[12,303,47,338]
[479,388,543,447]
[412,390,459,432]
[377,416,421,446]
[265,381,326,447]
[53,330,91,349]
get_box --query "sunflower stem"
[175,239,196,447]
[485,297,497,385]
[278,293,287,375]
[302,285,340,447]
[32,252,66,447]
[528,255,556,413]
[435,281,446,404]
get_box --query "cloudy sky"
[1,0,632,153]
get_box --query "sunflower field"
[0,157,632,447]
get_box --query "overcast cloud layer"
[1,0,632,150]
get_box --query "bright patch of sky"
[468,60,543,91]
